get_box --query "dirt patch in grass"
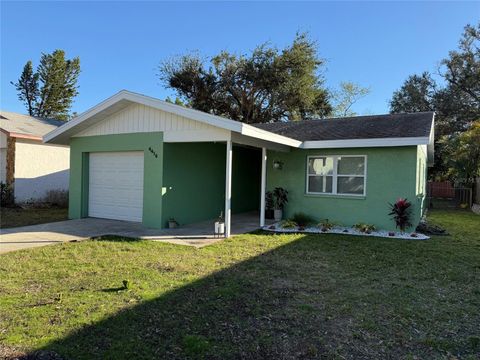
[0,207,68,229]
[0,210,479,359]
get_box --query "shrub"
[44,189,69,208]
[291,212,315,227]
[353,223,376,234]
[0,182,14,207]
[280,219,298,229]
[388,198,412,232]
[318,219,335,232]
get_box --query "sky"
[1,1,479,117]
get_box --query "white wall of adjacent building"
[13,139,70,202]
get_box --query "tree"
[440,121,480,201]
[440,23,480,109]
[12,61,39,116]
[165,96,186,106]
[389,72,436,113]
[331,81,370,117]
[436,23,480,134]
[11,50,80,120]
[158,33,332,123]
[441,120,480,184]
[389,22,480,178]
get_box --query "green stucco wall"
[162,142,226,227]
[161,143,261,227]
[69,132,164,228]
[232,146,261,214]
[266,146,423,231]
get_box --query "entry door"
[88,151,144,222]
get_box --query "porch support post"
[260,147,267,227]
[225,140,233,237]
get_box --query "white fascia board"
[44,90,244,143]
[43,91,129,143]
[44,90,301,147]
[240,124,302,148]
[231,132,291,152]
[301,136,430,149]
[427,112,435,166]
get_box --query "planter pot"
[274,209,283,221]
[215,221,225,235]
[265,209,274,220]
[168,221,178,229]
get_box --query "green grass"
[0,210,479,359]
[0,207,68,228]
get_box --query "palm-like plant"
[388,198,412,232]
[273,187,288,210]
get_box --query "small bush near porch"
[0,210,479,359]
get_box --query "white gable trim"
[302,136,431,149]
[44,90,301,147]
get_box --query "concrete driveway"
[0,212,264,254]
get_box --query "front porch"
[162,137,282,237]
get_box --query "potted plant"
[272,187,288,221]
[388,198,412,233]
[214,211,225,236]
[265,191,274,219]
[168,218,179,229]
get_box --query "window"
[307,155,366,196]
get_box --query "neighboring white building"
[0,111,69,203]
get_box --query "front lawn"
[0,207,68,229]
[0,210,479,359]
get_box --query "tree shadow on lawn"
[30,233,477,360]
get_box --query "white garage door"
[88,151,144,222]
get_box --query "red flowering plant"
[388,198,412,232]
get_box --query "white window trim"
[306,155,367,197]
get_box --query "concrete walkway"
[0,212,266,254]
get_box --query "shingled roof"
[253,112,435,142]
[0,110,64,140]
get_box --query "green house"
[45,90,435,235]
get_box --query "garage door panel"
[88,151,144,222]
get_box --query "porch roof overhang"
[43,90,301,150]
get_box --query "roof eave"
[43,90,301,147]
[0,128,43,141]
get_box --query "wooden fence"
[427,181,473,209]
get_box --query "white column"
[225,140,233,237]
[260,147,267,227]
